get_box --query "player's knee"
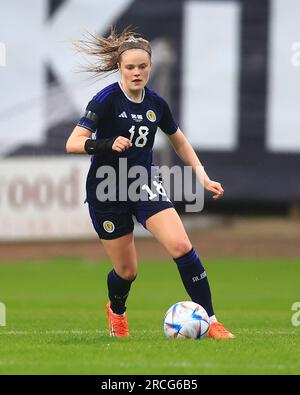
[171,240,193,258]
[128,271,137,282]
[121,269,138,282]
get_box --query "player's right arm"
[66,94,132,155]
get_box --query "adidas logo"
[118,111,127,118]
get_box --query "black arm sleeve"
[84,137,117,155]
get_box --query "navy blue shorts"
[88,199,174,240]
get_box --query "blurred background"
[1,0,300,261]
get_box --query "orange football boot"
[207,322,235,339]
[106,302,129,337]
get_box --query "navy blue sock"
[173,248,214,317]
[107,269,135,315]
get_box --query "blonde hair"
[75,26,152,77]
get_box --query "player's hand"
[112,136,133,152]
[204,179,224,200]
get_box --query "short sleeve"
[77,97,111,133]
[158,98,178,135]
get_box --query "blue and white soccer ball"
[163,301,210,340]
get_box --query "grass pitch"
[0,257,299,375]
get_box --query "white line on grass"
[0,328,298,336]
[0,329,163,336]
[0,329,105,335]
[234,328,300,335]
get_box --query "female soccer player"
[66,28,234,339]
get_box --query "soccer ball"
[163,301,210,340]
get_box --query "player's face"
[119,49,151,94]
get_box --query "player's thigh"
[145,208,192,258]
[101,233,138,280]
[87,204,137,280]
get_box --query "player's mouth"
[132,79,142,84]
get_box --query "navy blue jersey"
[77,82,178,206]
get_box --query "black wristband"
[84,137,116,155]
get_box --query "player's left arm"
[167,128,224,200]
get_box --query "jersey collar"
[118,81,145,103]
